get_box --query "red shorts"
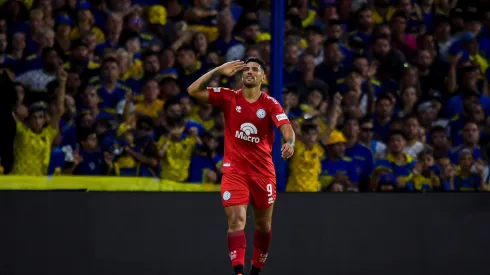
[220,173,276,209]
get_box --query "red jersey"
[208,87,290,178]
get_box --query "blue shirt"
[454,172,482,191]
[445,94,490,118]
[345,143,374,184]
[373,117,393,143]
[96,83,128,112]
[48,147,66,175]
[188,153,223,183]
[447,145,482,165]
[73,150,106,175]
[320,156,359,187]
[209,36,243,57]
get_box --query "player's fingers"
[235,64,247,70]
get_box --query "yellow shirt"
[0,0,32,9]
[11,121,57,176]
[70,26,105,44]
[189,114,214,130]
[286,140,325,192]
[158,136,197,182]
[372,6,397,25]
[134,100,164,118]
[301,9,317,28]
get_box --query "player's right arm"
[187,60,246,102]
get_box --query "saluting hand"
[218,60,247,77]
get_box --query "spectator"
[286,122,325,192]
[71,126,113,175]
[343,117,374,190]
[402,114,424,158]
[16,47,60,97]
[374,131,417,191]
[320,130,359,191]
[11,69,66,175]
[157,117,201,182]
[188,132,223,184]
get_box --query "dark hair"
[373,35,391,46]
[402,113,419,123]
[120,30,140,46]
[102,56,119,66]
[356,4,371,18]
[377,93,393,104]
[328,19,342,26]
[464,120,480,128]
[359,116,372,125]
[142,50,159,61]
[167,116,186,128]
[352,54,368,62]
[78,126,96,142]
[324,38,339,48]
[41,47,57,59]
[244,56,266,69]
[388,130,407,140]
[136,115,154,130]
[391,11,408,21]
[300,121,317,133]
[177,44,196,54]
[163,97,181,111]
[285,14,302,30]
[304,25,323,35]
[343,116,359,123]
[429,125,446,135]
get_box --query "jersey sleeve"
[207,87,234,109]
[267,96,290,128]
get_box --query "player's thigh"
[249,176,276,210]
[221,173,250,208]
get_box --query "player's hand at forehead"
[218,60,247,77]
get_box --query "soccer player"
[187,57,295,275]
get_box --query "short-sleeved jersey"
[11,120,58,175]
[208,87,290,178]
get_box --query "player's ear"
[261,75,266,83]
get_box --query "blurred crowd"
[0,0,489,192]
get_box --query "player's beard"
[243,77,259,88]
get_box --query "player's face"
[242,62,264,88]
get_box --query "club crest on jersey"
[256,109,266,119]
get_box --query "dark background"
[0,192,489,275]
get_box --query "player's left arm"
[268,96,295,158]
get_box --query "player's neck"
[241,87,262,103]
